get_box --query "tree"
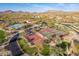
[41,44,50,56]
[56,40,71,55]
[56,41,70,51]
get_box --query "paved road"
[0,32,19,49]
[62,23,79,34]
[62,23,79,41]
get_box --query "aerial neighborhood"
[0,4,79,56]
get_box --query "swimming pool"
[9,24,24,29]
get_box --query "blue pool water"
[9,24,23,29]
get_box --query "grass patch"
[0,30,6,44]
[17,38,37,55]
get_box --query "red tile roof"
[39,28,56,35]
[26,32,44,44]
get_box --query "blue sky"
[0,3,79,12]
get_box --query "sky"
[0,3,79,12]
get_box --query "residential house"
[26,32,44,45]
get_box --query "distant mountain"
[0,10,79,14]
[4,10,15,13]
[0,10,79,23]
[0,10,32,14]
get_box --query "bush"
[41,44,50,56]
[56,41,70,51]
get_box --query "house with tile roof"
[26,32,44,45]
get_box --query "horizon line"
[1,9,79,13]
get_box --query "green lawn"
[0,30,6,44]
[17,38,37,55]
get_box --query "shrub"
[41,44,50,56]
